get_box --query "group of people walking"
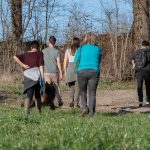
[14,32,102,117]
[13,31,150,117]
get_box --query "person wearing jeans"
[74,32,102,117]
[77,70,99,116]
[135,71,150,106]
[132,40,150,107]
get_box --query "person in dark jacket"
[13,41,44,113]
[132,40,150,107]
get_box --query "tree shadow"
[104,105,150,116]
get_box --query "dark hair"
[49,36,56,45]
[30,40,39,49]
[142,40,149,47]
[70,37,80,56]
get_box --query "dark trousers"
[25,83,41,113]
[135,70,150,102]
[77,69,99,117]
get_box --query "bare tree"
[98,0,132,80]
[65,2,92,41]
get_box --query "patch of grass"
[1,80,24,98]
[1,79,136,99]
[0,104,150,150]
[98,80,136,90]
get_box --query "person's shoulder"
[134,49,141,54]
[42,47,49,51]
[66,48,71,53]
[53,47,59,51]
[38,51,43,55]
[90,44,101,50]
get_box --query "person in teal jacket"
[74,32,102,117]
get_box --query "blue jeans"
[77,69,99,117]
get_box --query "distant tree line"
[0,0,149,81]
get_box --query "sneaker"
[74,104,80,108]
[80,109,88,117]
[69,102,74,108]
[145,101,150,107]
[139,102,143,107]
[58,101,63,107]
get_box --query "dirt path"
[1,89,150,113]
[62,89,150,113]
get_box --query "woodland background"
[0,0,150,81]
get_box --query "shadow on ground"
[109,105,150,115]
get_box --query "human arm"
[74,47,81,64]
[57,54,63,81]
[13,55,30,69]
[39,65,44,80]
[131,60,135,70]
[63,51,69,77]
[131,52,136,70]
[39,52,44,81]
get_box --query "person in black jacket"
[132,40,150,107]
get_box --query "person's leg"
[68,82,75,107]
[34,83,42,113]
[53,82,63,106]
[88,70,99,117]
[144,71,150,104]
[52,74,63,106]
[74,80,80,108]
[145,79,150,104]
[136,72,143,106]
[77,71,88,113]
[25,87,34,114]
[45,73,63,106]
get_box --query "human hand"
[132,64,135,70]
[23,64,30,69]
[59,72,63,81]
[39,77,44,87]
[64,71,67,77]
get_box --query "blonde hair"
[83,32,97,45]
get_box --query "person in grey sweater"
[42,36,63,107]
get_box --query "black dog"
[42,82,56,110]
[21,82,56,110]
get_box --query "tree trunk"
[132,0,150,49]
[9,0,22,53]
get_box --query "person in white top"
[64,37,80,108]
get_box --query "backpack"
[135,51,147,71]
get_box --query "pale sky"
[0,0,132,43]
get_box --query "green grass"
[0,104,150,150]
[0,80,140,149]
[98,80,136,90]
[1,79,136,97]
[1,80,24,98]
